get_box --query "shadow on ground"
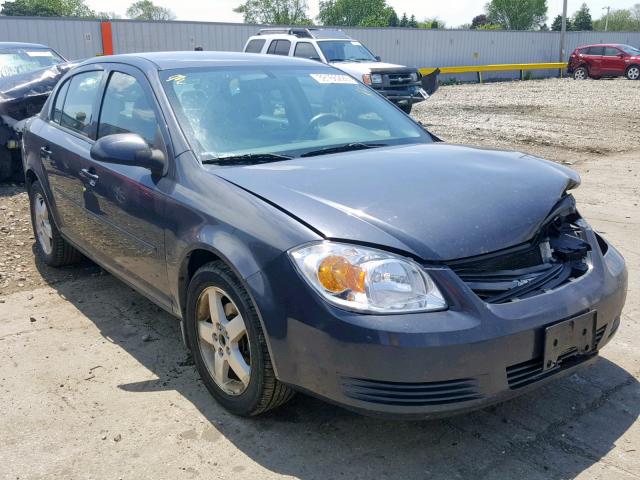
[41,265,639,479]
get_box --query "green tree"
[126,0,175,20]
[572,3,592,30]
[386,7,398,26]
[418,18,445,29]
[0,0,94,17]
[408,14,418,28]
[551,14,572,31]
[234,0,310,24]
[471,14,489,28]
[593,6,640,31]
[399,12,408,27]
[486,0,547,30]
[318,0,396,27]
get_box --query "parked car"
[568,43,640,80]
[23,52,627,418]
[243,28,432,114]
[0,42,74,181]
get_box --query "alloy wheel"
[628,67,640,80]
[574,69,586,80]
[195,286,252,396]
[34,192,53,255]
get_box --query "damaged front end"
[448,195,592,304]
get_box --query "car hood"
[330,61,409,77]
[214,144,580,261]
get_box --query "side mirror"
[374,55,381,62]
[90,133,167,177]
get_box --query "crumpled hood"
[330,61,411,78]
[214,144,580,261]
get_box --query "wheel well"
[626,64,640,72]
[178,248,222,316]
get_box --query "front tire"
[626,65,640,80]
[573,67,588,80]
[399,103,413,114]
[28,180,82,267]
[185,261,294,416]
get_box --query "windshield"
[317,41,377,63]
[0,48,65,79]
[620,45,640,55]
[160,66,431,162]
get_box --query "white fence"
[1,16,639,74]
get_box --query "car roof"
[578,43,627,48]
[81,51,324,70]
[0,41,51,50]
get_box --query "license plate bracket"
[543,311,596,371]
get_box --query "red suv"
[568,44,640,80]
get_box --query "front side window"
[98,71,160,148]
[294,42,320,60]
[0,47,65,79]
[245,39,265,54]
[60,71,104,137]
[317,41,377,62]
[161,65,430,161]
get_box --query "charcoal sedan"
[22,52,627,418]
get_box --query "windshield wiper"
[202,153,293,166]
[300,142,388,158]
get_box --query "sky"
[86,0,638,27]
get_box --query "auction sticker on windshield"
[310,73,357,84]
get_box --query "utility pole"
[603,6,610,31]
[559,0,568,62]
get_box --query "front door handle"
[79,168,99,187]
[40,146,52,158]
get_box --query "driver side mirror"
[90,133,167,177]
[375,55,382,62]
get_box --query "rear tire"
[0,147,12,182]
[185,261,294,416]
[626,65,640,80]
[28,180,82,267]
[573,67,588,80]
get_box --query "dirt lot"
[1,77,639,479]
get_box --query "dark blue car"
[22,52,627,418]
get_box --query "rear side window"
[587,46,604,55]
[97,71,160,148]
[60,71,104,137]
[245,39,265,53]
[267,40,291,56]
[294,42,320,59]
[603,47,620,56]
[52,79,70,124]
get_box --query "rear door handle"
[40,146,52,158]
[79,168,99,187]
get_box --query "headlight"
[289,242,447,314]
[410,72,419,82]
[370,73,383,84]
[361,73,372,85]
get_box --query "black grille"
[595,324,607,345]
[506,345,599,390]
[341,377,481,406]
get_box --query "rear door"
[86,64,171,305]
[601,46,626,75]
[36,67,106,246]
[585,46,604,75]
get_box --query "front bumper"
[372,84,427,106]
[246,230,627,418]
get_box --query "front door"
[601,46,626,75]
[83,66,172,306]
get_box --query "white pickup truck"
[243,28,433,114]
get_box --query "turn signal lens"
[289,242,447,314]
[362,73,372,85]
[318,255,366,294]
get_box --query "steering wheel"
[303,113,341,137]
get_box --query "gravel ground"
[414,77,640,164]
[1,77,639,480]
